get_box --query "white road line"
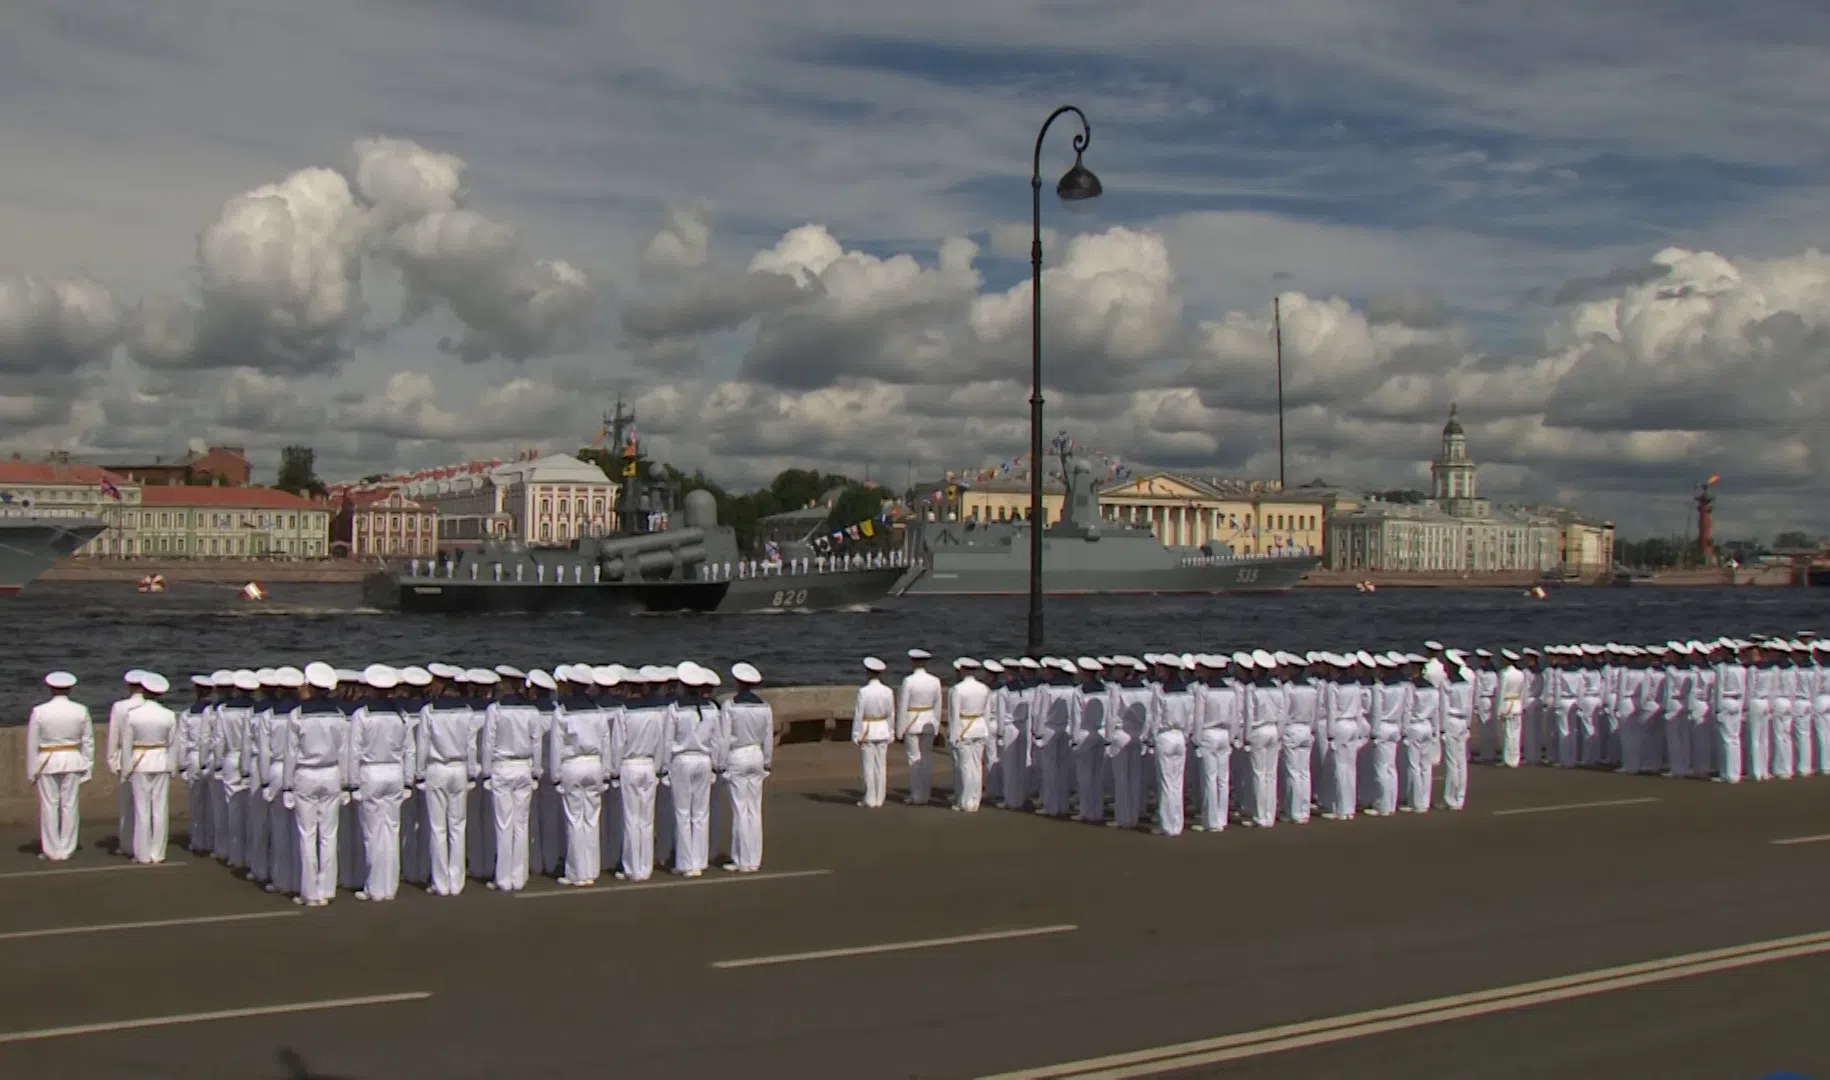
[0,991,432,1046]
[1771,833,1830,846]
[980,929,1830,1079]
[0,861,187,881]
[714,924,1079,970]
[1492,796,1660,817]
[513,868,833,900]
[0,910,298,943]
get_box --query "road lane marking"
[0,910,298,942]
[715,924,1078,970]
[0,861,188,881]
[513,868,833,900]
[1492,796,1660,817]
[1771,833,1830,846]
[980,929,1830,1079]
[0,991,432,1045]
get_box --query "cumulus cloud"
[127,136,594,373]
[0,274,122,374]
[331,370,579,443]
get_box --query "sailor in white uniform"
[177,676,217,854]
[123,673,179,863]
[1145,656,1196,836]
[1105,657,1153,830]
[549,667,610,886]
[393,666,433,886]
[896,649,943,805]
[852,657,895,808]
[528,668,563,878]
[107,670,147,858]
[1364,655,1408,816]
[27,671,92,861]
[946,658,991,812]
[1439,653,1474,809]
[1242,651,1286,828]
[213,669,260,869]
[1281,656,1319,824]
[981,660,1007,800]
[1400,657,1442,812]
[480,666,542,891]
[1191,655,1237,832]
[249,668,297,893]
[351,664,412,900]
[665,663,720,876]
[1494,649,1527,768]
[284,664,354,906]
[418,666,481,896]
[1811,642,1830,776]
[1325,653,1372,819]
[612,669,670,882]
[1471,651,1498,762]
[719,663,772,872]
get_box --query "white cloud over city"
[0,1,1827,536]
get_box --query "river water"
[1,581,1824,722]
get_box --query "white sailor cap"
[1251,649,1277,668]
[1445,649,1465,663]
[209,669,235,685]
[1500,649,1520,662]
[1356,650,1376,667]
[1668,641,1693,656]
[592,665,621,687]
[1646,645,1669,656]
[1522,648,1540,658]
[1108,655,1140,670]
[1018,657,1042,670]
[982,659,1005,674]
[1180,653,1199,669]
[998,658,1020,670]
[123,668,149,686]
[1233,653,1256,671]
[636,665,665,683]
[731,662,762,685]
[304,662,338,690]
[908,648,931,661]
[253,667,278,687]
[399,666,433,687]
[425,662,454,679]
[1424,640,1445,651]
[1406,653,1428,665]
[1094,656,1113,667]
[1579,643,1604,655]
[139,672,170,695]
[451,669,473,684]
[467,668,501,685]
[1474,648,1493,659]
[277,666,306,687]
[231,670,260,692]
[527,669,557,691]
[44,670,76,689]
[1076,657,1103,673]
[703,668,722,687]
[862,656,887,673]
[1373,655,1395,669]
[676,661,706,682]
[191,674,216,687]
[678,666,710,687]
[365,665,400,690]
[494,664,525,680]
[549,663,574,682]
[1772,640,1795,653]
[1141,653,1160,666]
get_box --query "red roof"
[0,462,130,486]
[139,486,325,510]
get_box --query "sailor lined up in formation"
[25,661,774,904]
[850,633,1830,833]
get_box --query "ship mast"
[604,396,640,534]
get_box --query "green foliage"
[1372,488,1428,504]
[275,446,325,497]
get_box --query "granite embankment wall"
[42,559,375,584]
[0,686,857,828]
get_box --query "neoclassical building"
[1327,406,1563,573]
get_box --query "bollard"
[470,563,478,580]
[516,564,524,582]
[493,563,502,581]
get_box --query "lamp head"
[1056,152,1102,202]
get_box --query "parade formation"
[852,634,1830,836]
[24,661,776,902]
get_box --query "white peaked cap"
[862,656,887,673]
[678,667,710,687]
[467,668,501,685]
[566,667,594,687]
[1234,654,1256,671]
[732,662,762,684]
[1445,649,1465,663]
[1522,648,1540,657]
[277,666,306,687]
[304,662,338,690]
[982,659,1005,673]
[44,671,76,689]
[592,665,621,687]
[1251,649,1277,668]
[232,670,260,692]
[366,667,400,690]
[1374,656,1395,669]
[1110,655,1140,669]
[426,662,455,679]
[1647,645,1668,655]
[703,668,722,687]
[254,668,279,686]
[1355,650,1376,667]
[1424,640,1445,651]
[907,649,931,661]
[209,669,235,684]
[998,658,1020,669]
[1018,657,1041,670]
[494,664,525,679]
[550,663,575,682]
[1180,653,1199,669]
[1669,641,1693,656]
[1474,648,1493,658]
[1500,649,1520,661]
[191,674,216,687]
[139,672,171,695]
[528,669,557,691]
[1406,653,1427,664]
[676,661,705,680]
[400,666,433,687]
[124,668,149,686]
[953,657,980,670]
[1077,657,1103,672]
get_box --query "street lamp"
[1028,105,1102,658]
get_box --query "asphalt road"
[1,745,1828,1079]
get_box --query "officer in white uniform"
[896,649,943,805]
[123,673,179,864]
[946,658,991,812]
[351,664,412,900]
[107,670,147,858]
[719,663,773,872]
[27,671,92,861]
[852,657,894,808]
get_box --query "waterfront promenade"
[0,746,1825,1078]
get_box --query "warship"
[892,447,1317,597]
[0,510,107,593]
[362,409,902,615]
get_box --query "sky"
[2,1,1829,539]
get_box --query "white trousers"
[1577,699,1604,766]
[36,772,82,860]
[951,739,985,812]
[1246,725,1279,827]
[488,760,536,890]
[400,790,427,885]
[129,770,171,863]
[903,730,936,804]
[1329,737,1360,818]
[247,764,282,884]
[186,775,211,853]
[1497,708,1522,767]
[997,725,1028,809]
[1770,702,1794,778]
[535,777,565,876]
[291,767,342,903]
[1441,731,1470,809]
[1814,698,1830,775]
[619,758,659,882]
[1194,732,1230,831]
[1665,706,1692,777]
[338,800,365,890]
[1110,741,1143,828]
[421,762,471,896]
[1791,702,1814,777]
[357,765,406,899]
[221,778,249,868]
[1554,702,1579,767]
[1718,704,1745,782]
[559,756,606,883]
[725,745,766,870]
[669,753,713,873]
[1280,724,1313,824]
[267,792,298,894]
[857,741,888,807]
[1035,735,1073,817]
[1153,733,1186,835]
[1400,728,1436,811]
[1364,733,1400,814]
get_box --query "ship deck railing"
[1180,549,1317,567]
[400,548,909,583]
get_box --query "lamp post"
[1028,105,1103,657]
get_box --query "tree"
[1372,488,1428,504]
[1772,530,1816,551]
[275,446,324,497]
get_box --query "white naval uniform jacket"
[548,703,611,781]
[124,702,180,775]
[1195,680,1243,750]
[947,677,992,743]
[666,698,721,765]
[719,695,775,770]
[106,693,144,777]
[418,702,480,779]
[1146,682,1198,744]
[1442,676,1473,736]
[176,704,211,780]
[483,700,546,777]
[1105,683,1153,754]
[610,704,670,776]
[26,696,93,781]
[284,707,354,791]
[1324,679,1364,747]
[1496,667,1526,719]
[352,704,415,777]
[851,681,895,744]
[896,671,944,739]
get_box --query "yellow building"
[930,472,1325,556]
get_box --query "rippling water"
[2,581,1825,722]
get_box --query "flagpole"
[1274,295,1286,489]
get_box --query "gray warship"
[362,420,902,615]
[893,449,1317,597]
[0,511,107,593]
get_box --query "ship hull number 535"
[770,589,809,607]
[1236,568,1258,584]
